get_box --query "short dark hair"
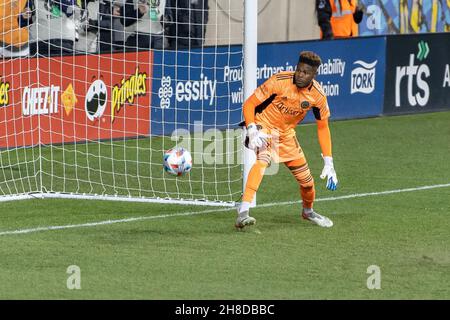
[298,51,322,67]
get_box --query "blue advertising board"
[151,47,243,135]
[151,36,386,135]
[260,37,386,123]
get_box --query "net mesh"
[0,0,245,205]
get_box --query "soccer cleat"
[235,207,256,229]
[301,210,333,228]
[235,216,256,229]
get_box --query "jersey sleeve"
[312,84,331,121]
[315,93,330,120]
[253,75,281,102]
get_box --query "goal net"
[0,0,248,206]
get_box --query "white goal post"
[0,0,257,207]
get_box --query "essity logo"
[85,79,107,121]
[158,76,172,109]
[351,60,377,94]
[158,74,217,108]
[22,85,60,116]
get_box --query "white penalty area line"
[1,183,449,236]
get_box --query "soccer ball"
[163,147,192,176]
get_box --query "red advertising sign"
[0,51,152,148]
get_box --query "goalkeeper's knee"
[243,160,269,202]
[256,154,271,167]
[289,163,314,188]
[299,175,314,189]
[251,160,269,181]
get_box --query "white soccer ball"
[163,147,193,176]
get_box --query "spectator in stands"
[46,0,83,40]
[120,0,173,50]
[96,0,209,52]
[28,0,79,56]
[77,0,96,36]
[97,0,128,53]
[74,0,99,53]
[316,0,364,40]
[165,0,209,49]
[0,0,35,57]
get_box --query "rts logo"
[395,53,430,107]
[351,60,377,94]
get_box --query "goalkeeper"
[237,51,338,229]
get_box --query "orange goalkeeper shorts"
[252,125,306,164]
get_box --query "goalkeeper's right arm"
[243,93,262,126]
[243,94,268,150]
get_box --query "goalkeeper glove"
[247,123,269,150]
[320,155,338,191]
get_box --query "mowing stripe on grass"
[1,183,449,236]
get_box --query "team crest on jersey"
[300,101,310,109]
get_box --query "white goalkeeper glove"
[320,155,338,191]
[247,123,269,150]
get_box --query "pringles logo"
[111,68,147,122]
[0,80,10,106]
[85,78,108,121]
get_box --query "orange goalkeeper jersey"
[253,71,330,137]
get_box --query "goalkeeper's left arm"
[316,118,338,190]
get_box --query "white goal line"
[1,183,449,236]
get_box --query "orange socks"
[242,160,269,203]
[286,159,315,209]
[300,185,315,209]
[243,158,315,209]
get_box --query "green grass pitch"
[0,111,449,299]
